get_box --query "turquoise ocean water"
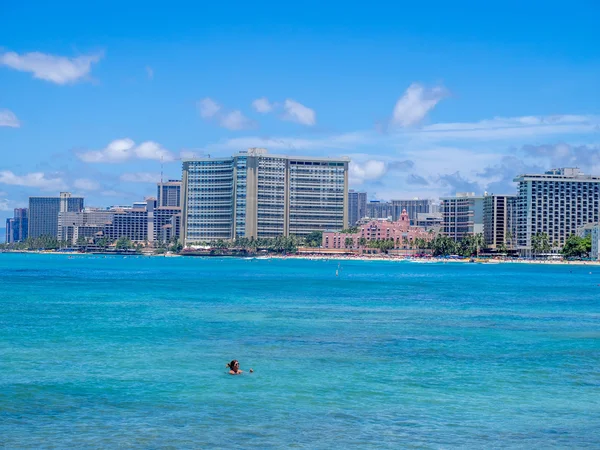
[1,254,599,448]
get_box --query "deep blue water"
[1,254,599,448]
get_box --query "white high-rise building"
[182,148,349,244]
[514,168,600,254]
[440,192,484,241]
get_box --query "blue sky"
[1,0,599,224]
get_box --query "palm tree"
[473,233,485,257]
[531,232,551,259]
[505,231,513,249]
[344,237,354,249]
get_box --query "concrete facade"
[483,194,517,249]
[440,193,484,241]
[514,168,600,253]
[182,148,349,244]
[29,193,84,239]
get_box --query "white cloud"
[146,66,154,80]
[73,178,100,191]
[199,98,255,130]
[0,193,14,212]
[0,109,20,128]
[219,110,255,130]
[120,172,161,183]
[198,98,221,118]
[77,138,174,163]
[0,171,67,191]
[252,97,274,113]
[282,99,316,126]
[349,160,387,185]
[0,50,103,85]
[391,83,448,128]
[134,141,173,161]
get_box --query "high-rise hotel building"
[514,168,600,253]
[440,192,484,241]
[483,194,517,249]
[5,208,28,244]
[182,148,349,244]
[29,192,84,238]
[348,190,367,227]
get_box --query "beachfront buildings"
[514,168,600,254]
[592,225,600,261]
[29,192,84,239]
[154,180,183,244]
[182,148,349,244]
[57,196,181,246]
[322,208,432,252]
[440,193,484,241]
[5,208,28,244]
[348,190,367,227]
[58,208,115,244]
[483,194,517,249]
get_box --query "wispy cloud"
[0,109,20,128]
[77,138,174,163]
[0,171,67,191]
[282,99,316,126]
[391,83,448,128]
[252,97,275,113]
[219,110,255,130]
[145,66,154,80]
[406,174,429,186]
[198,98,221,118]
[73,178,100,191]
[0,50,103,85]
[120,172,161,183]
[198,98,254,130]
[416,115,600,141]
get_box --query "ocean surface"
[1,254,599,448]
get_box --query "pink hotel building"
[322,209,433,252]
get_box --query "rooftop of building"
[440,192,485,200]
[182,148,350,163]
[514,167,600,182]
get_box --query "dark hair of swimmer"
[226,360,239,372]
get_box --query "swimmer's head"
[227,360,240,372]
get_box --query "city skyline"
[1,2,599,225]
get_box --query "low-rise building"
[322,209,433,253]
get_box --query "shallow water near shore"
[1,254,599,448]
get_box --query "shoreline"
[1,250,599,265]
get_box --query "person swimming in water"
[226,360,253,375]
